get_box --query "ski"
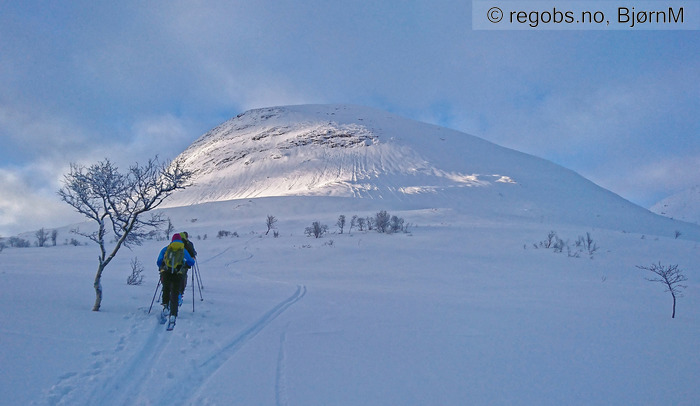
[159,307,168,324]
[166,316,176,331]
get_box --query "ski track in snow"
[35,284,305,406]
[275,331,290,406]
[224,244,254,267]
[86,315,169,405]
[169,284,306,405]
[197,246,233,265]
[34,309,163,406]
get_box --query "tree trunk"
[672,294,676,319]
[92,264,105,311]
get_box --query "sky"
[1,0,699,236]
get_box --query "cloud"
[602,154,700,207]
[0,166,84,237]
[0,104,91,164]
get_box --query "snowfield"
[2,105,699,405]
[2,196,699,406]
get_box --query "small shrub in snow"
[349,215,358,233]
[127,257,145,286]
[337,215,346,234]
[533,231,598,259]
[637,262,687,318]
[8,237,31,248]
[552,236,566,253]
[536,231,558,249]
[266,215,278,235]
[305,221,328,238]
[575,232,598,257]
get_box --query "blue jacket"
[157,239,195,268]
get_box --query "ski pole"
[148,278,161,314]
[195,262,204,301]
[192,266,195,312]
[195,261,204,290]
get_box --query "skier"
[157,233,195,327]
[179,231,198,300]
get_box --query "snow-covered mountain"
[651,185,700,225]
[169,104,697,238]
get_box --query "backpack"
[163,241,186,274]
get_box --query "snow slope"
[2,196,699,406]
[168,104,699,239]
[651,185,700,225]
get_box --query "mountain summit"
[168,104,697,237]
[170,104,520,203]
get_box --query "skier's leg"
[169,274,181,317]
[161,273,170,307]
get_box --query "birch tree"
[637,262,688,318]
[59,157,193,311]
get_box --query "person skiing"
[157,233,195,326]
[179,231,198,300]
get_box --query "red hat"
[171,233,181,242]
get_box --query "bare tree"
[357,217,366,231]
[375,210,391,233]
[51,229,58,246]
[59,157,193,311]
[365,216,374,231]
[390,215,404,233]
[35,228,49,247]
[637,262,688,318]
[337,215,346,234]
[266,215,278,235]
[164,218,175,241]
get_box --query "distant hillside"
[651,185,700,225]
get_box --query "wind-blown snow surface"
[2,196,700,406]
